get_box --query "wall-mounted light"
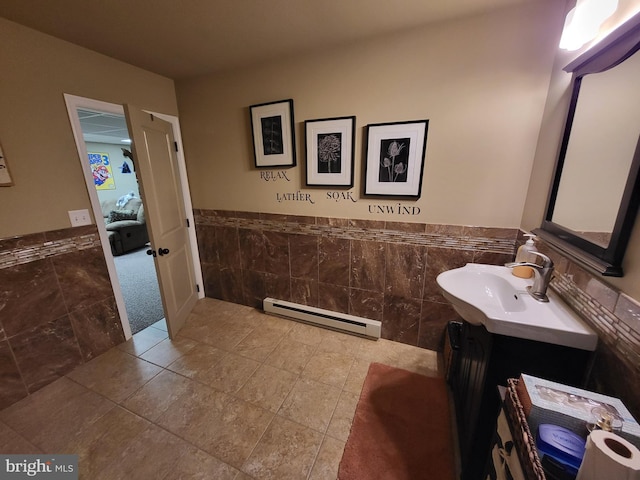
[560,0,619,51]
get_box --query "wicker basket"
[504,378,546,480]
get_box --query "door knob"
[158,248,170,256]
[146,249,156,257]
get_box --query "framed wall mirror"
[534,13,640,277]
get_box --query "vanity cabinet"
[446,321,593,480]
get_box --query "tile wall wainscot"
[521,232,640,420]
[194,209,518,353]
[0,226,124,410]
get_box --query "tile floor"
[0,298,442,479]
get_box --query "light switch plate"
[68,209,92,226]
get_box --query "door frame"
[64,94,204,339]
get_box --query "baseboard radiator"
[262,297,381,339]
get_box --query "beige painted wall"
[522,0,640,298]
[0,18,178,238]
[176,0,565,228]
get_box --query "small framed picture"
[0,142,13,186]
[305,116,355,187]
[249,99,296,168]
[364,119,429,198]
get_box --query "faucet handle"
[529,251,553,268]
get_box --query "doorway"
[64,94,204,339]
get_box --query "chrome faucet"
[505,251,554,302]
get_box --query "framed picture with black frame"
[249,99,296,168]
[363,119,429,198]
[305,116,355,187]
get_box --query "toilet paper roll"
[576,430,640,480]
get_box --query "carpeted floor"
[339,362,456,480]
[113,246,165,334]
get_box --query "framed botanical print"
[364,119,429,198]
[305,116,355,187]
[249,99,296,168]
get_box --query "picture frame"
[364,119,429,198]
[0,142,13,186]
[305,116,355,187]
[249,99,296,168]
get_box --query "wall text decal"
[326,191,357,203]
[260,171,291,182]
[276,191,315,204]
[368,204,421,215]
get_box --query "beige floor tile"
[66,348,162,403]
[278,378,341,433]
[62,406,149,479]
[232,327,284,362]
[117,326,169,356]
[256,313,295,334]
[326,390,359,442]
[97,423,192,480]
[286,322,326,346]
[156,383,274,469]
[0,421,42,453]
[265,337,315,374]
[241,415,323,480]
[139,336,198,367]
[181,320,254,350]
[198,352,260,394]
[122,369,198,421]
[236,364,298,412]
[193,396,274,469]
[316,329,372,356]
[0,377,116,452]
[163,444,240,480]
[301,350,354,388]
[308,436,346,480]
[342,358,371,394]
[167,342,227,379]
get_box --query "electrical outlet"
[68,209,92,227]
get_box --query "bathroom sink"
[436,263,597,351]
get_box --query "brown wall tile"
[0,340,27,410]
[263,231,290,276]
[239,228,265,271]
[216,226,241,269]
[419,301,461,351]
[382,294,421,346]
[69,297,124,362]
[0,258,67,337]
[289,234,318,280]
[318,237,350,286]
[11,316,83,393]
[318,284,349,315]
[424,247,474,303]
[349,288,383,321]
[385,243,426,299]
[350,240,385,292]
[291,278,318,307]
[52,247,112,313]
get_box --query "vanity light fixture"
[559,0,618,51]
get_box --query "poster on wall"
[249,99,296,168]
[305,116,355,187]
[0,142,13,186]
[364,119,429,198]
[88,152,116,190]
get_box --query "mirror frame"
[534,13,640,277]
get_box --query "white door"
[125,105,198,338]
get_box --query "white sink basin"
[436,263,597,351]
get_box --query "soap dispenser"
[512,234,537,278]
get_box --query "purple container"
[536,424,586,475]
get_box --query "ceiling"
[1,0,533,80]
[78,109,130,145]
